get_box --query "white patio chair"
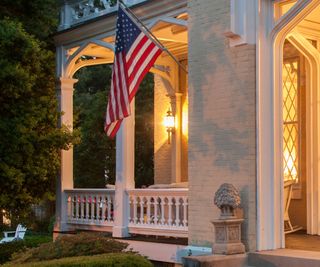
[284,180,302,234]
[0,224,27,244]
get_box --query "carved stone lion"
[214,183,241,218]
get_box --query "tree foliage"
[0,0,59,45]
[0,1,73,221]
[74,65,115,188]
[73,65,154,188]
[135,74,154,187]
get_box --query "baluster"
[80,195,84,221]
[150,197,154,224]
[175,197,180,227]
[160,196,165,225]
[107,195,112,221]
[168,197,173,226]
[96,195,100,222]
[146,196,151,225]
[100,195,104,222]
[128,195,132,223]
[86,194,90,221]
[100,0,111,9]
[71,195,75,220]
[67,194,71,221]
[91,195,95,222]
[101,196,106,222]
[154,197,158,225]
[94,195,98,221]
[133,195,137,224]
[111,194,115,221]
[139,197,144,224]
[183,197,188,227]
[75,194,80,220]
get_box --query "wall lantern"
[164,109,175,144]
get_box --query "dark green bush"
[0,234,52,264]
[47,216,55,233]
[5,253,152,267]
[10,232,128,264]
[24,234,52,247]
[0,240,26,264]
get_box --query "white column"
[172,93,182,183]
[54,77,77,234]
[113,101,135,238]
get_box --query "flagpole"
[118,0,188,74]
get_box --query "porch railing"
[127,189,188,237]
[65,189,115,229]
[64,188,188,238]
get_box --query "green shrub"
[0,240,26,264]
[47,216,55,233]
[0,234,52,264]
[4,253,152,267]
[24,234,52,247]
[10,232,128,264]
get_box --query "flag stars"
[114,9,142,53]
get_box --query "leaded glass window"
[283,59,299,182]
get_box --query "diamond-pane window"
[283,59,299,182]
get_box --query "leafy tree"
[73,66,154,188]
[74,65,115,188]
[135,74,154,187]
[0,19,74,221]
[0,0,59,46]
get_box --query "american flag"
[104,5,162,138]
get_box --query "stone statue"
[212,183,245,255]
[214,183,241,218]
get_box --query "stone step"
[183,249,320,267]
[248,249,320,267]
[182,254,248,267]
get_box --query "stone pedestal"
[212,218,245,255]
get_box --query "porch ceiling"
[296,4,320,33]
[60,2,188,77]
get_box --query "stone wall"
[188,0,257,251]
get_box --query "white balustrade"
[127,189,188,238]
[59,0,148,30]
[65,189,115,228]
[64,188,188,237]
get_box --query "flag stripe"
[114,56,122,119]
[128,42,157,87]
[126,33,148,64]
[128,38,152,76]
[117,53,129,117]
[129,46,162,99]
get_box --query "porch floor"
[286,230,320,251]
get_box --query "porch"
[54,0,189,246]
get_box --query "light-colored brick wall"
[154,74,173,184]
[188,0,257,251]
